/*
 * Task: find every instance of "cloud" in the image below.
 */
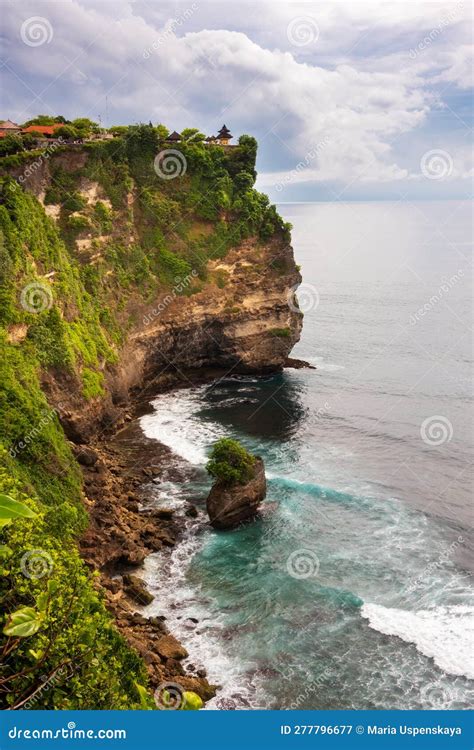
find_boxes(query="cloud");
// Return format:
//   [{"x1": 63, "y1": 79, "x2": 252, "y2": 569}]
[{"x1": 1, "y1": 0, "x2": 472, "y2": 199}]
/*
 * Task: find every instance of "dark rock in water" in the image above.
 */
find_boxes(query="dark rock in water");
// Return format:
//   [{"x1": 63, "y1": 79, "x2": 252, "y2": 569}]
[
  {"x1": 206, "y1": 457, "x2": 266, "y2": 530},
  {"x1": 185, "y1": 504, "x2": 199, "y2": 518},
  {"x1": 123, "y1": 574, "x2": 154, "y2": 605},
  {"x1": 285, "y1": 357, "x2": 316, "y2": 369},
  {"x1": 149, "y1": 507, "x2": 174, "y2": 520}
]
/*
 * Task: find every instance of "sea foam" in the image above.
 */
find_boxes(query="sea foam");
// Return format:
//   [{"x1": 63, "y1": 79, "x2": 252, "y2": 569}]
[{"x1": 361, "y1": 602, "x2": 474, "y2": 679}]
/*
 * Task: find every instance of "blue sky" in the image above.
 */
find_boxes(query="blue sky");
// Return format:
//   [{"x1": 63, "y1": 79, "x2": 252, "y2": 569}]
[{"x1": 1, "y1": 0, "x2": 472, "y2": 201}]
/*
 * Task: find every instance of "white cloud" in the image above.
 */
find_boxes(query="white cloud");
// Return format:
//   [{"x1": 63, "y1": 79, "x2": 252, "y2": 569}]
[{"x1": 2, "y1": 0, "x2": 472, "y2": 196}]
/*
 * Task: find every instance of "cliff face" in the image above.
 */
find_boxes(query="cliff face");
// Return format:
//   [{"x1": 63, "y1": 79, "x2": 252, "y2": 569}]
[
  {"x1": 0, "y1": 131, "x2": 302, "y2": 709},
  {"x1": 135, "y1": 240, "x2": 301, "y2": 375},
  {"x1": 2, "y1": 140, "x2": 302, "y2": 440}
]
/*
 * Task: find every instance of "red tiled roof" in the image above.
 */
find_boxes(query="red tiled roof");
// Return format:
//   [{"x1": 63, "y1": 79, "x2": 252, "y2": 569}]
[
  {"x1": 0, "y1": 120, "x2": 21, "y2": 130},
  {"x1": 22, "y1": 124, "x2": 63, "y2": 135}
]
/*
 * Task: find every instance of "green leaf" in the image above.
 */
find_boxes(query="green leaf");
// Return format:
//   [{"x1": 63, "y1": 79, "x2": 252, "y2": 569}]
[
  {"x1": 134, "y1": 682, "x2": 152, "y2": 710},
  {"x1": 0, "y1": 494, "x2": 36, "y2": 521},
  {"x1": 28, "y1": 648, "x2": 44, "y2": 660},
  {"x1": 182, "y1": 691, "x2": 203, "y2": 710},
  {"x1": 36, "y1": 591, "x2": 49, "y2": 612},
  {"x1": 3, "y1": 606, "x2": 44, "y2": 637}
]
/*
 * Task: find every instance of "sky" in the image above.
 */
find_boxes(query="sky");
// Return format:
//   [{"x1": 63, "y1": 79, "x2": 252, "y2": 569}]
[{"x1": 1, "y1": 0, "x2": 473, "y2": 201}]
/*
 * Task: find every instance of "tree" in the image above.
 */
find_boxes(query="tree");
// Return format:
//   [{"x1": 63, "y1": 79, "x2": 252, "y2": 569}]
[
  {"x1": 0, "y1": 135, "x2": 24, "y2": 156},
  {"x1": 224, "y1": 134, "x2": 258, "y2": 180},
  {"x1": 71, "y1": 118, "x2": 99, "y2": 137},
  {"x1": 109, "y1": 125, "x2": 129, "y2": 137},
  {"x1": 155, "y1": 123, "x2": 169, "y2": 141},
  {"x1": 233, "y1": 170, "x2": 255, "y2": 192},
  {"x1": 206, "y1": 438, "x2": 256, "y2": 485},
  {"x1": 55, "y1": 125, "x2": 78, "y2": 141},
  {"x1": 22, "y1": 115, "x2": 56, "y2": 127},
  {"x1": 181, "y1": 128, "x2": 205, "y2": 143}
]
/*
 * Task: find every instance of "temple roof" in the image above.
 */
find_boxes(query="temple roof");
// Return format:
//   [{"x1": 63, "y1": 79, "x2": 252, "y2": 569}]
[
  {"x1": 217, "y1": 124, "x2": 232, "y2": 138},
  {"x1": 167, "y1": 130, "x2": 181, "y2": 141},
  {"x1": 0, "y1": 120, "x2": 21, "y2": 130}
]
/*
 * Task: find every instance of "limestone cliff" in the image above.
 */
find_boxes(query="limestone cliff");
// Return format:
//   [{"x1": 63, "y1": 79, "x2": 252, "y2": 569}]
[{"x1": 0, "y1": 128, "x2": 302, "y2": 709}]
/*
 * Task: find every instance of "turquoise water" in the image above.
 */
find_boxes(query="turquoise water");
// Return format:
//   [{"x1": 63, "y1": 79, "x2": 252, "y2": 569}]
[{"x1": 140, "y1": 201, "x2": 473, "y2": 709}]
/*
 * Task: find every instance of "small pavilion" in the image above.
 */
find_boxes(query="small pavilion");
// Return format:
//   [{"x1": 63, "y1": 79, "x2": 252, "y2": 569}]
[{"x1": 216, "y1": 124, "x2": 232, "y2": 145}]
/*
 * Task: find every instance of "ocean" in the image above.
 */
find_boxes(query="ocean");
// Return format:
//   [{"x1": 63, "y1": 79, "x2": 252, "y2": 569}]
[{"x1": 139, "y1": 200, "x2": 473, "y2": 710}]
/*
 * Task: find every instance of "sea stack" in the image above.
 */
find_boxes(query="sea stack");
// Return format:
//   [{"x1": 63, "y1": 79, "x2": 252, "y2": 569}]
[{"x1": 205, "y1": 439, "x2": 266, "y2": 530}]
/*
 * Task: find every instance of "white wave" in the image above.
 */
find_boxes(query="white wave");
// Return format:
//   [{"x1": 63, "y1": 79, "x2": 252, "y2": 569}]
[
  {"x1": 142, "y1": 527, "x2": 263, "y2": 710},
  {"x1": 361, "y1": 602, "x2": 474, "y2": 679},
  {"x1": 140, "y1": 387, "x2": 223, "y2": 465},
  {"x1": 305, "y1": 355, "x2": 344, "y2": 372}
]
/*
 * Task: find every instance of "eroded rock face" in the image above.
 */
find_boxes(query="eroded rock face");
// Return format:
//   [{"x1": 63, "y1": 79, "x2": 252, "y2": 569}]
[
  {"x1": 137, "y1": 239, "x2": 303, "y2": 378},
  {"x1": 206, "y1": 457, "x2": 266, "y2": 530}
]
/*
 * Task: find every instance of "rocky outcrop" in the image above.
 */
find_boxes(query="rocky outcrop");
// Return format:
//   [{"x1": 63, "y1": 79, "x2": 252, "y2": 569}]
[
  {"x1": 136, "y1": 239, "x2": 302, "y2": 377},
  {"x1": 207, "y1": 457, "x2": 266, "y2": 529},
  {"x1": 123, "y1": 574, "x2": 154, "y2": 605}
]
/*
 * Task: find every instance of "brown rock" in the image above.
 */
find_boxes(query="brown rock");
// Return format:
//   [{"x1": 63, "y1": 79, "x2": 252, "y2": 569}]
[
  {"x1": 206, "y1": 457, "x2": 266, "y2": 530},
  {"x1": 123, "y1": 574, "x2": 154, "y2": 605},
  {"x1": 73, "y1": 445, "x2": 99, "y2": 466},
  {"x1": 156, "y1": 634, "x2": 188, "y2": 660}
]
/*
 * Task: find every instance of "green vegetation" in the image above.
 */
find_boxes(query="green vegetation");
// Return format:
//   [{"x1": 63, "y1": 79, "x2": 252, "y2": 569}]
[
  {"x1": 0, "y1": 121, "x2": 291, "y2": 709},
  {"x1": 206, "y1": 438, "x2": 256, "y2": 486},
  {"x1": 270, "y1": 327, "x2": 291, "y2": 338},
  {"x1": 0, "y1": 464, "x2": 147, "y2": 708}
]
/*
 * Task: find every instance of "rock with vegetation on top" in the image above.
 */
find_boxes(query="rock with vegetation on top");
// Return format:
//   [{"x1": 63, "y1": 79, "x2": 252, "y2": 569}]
[{"x1": 206, "y1": 438, "x2": 266, "y2": 529}]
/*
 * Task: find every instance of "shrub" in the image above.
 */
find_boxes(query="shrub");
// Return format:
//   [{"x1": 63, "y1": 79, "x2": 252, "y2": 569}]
[
  {"x1": 270, "y1": 327, "x2": 291, "y2": 338},
  {"x1": 206, "y1": 438, "x2": 256, "y2": 486}
]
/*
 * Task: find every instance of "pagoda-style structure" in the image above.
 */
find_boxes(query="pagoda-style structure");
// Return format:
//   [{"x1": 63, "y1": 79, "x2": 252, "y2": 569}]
[
  {"x1": 166, "y1": 130, "x2": 181, "y2": 143},
  {"x1": 216, "y1": 124, "x2": 232, "y2": 145}
]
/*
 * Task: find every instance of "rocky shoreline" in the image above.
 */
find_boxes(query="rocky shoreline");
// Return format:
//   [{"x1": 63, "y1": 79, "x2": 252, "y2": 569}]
[
  {"x1": 75, "y1": 360, "x2": 313, "y2": 706},
  {"x1": 77, "y1": 399, "x2": 217, "y2": 703}
]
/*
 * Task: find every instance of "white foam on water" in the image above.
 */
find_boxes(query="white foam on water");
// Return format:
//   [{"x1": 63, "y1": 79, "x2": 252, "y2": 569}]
[
  {"x1": 305, "y1": 355, "x2": 345, "y2": 372},
  {"x1": 361, "y1": 602, "x2": 474, "y2": 679},
  {"x1": 142, "y1": 524, "x2": 265, "y2": 710},
  {"x1": 140, "y1": 387, "x2": 223, "y2": 465}
]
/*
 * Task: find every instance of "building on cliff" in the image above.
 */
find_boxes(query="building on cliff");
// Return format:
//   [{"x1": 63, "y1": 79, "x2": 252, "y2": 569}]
[
  {"x1": 0, "y1": 120, "x2": 22, "y2": 136},
  {"x1": 216, "y1": 124, "x2": 232, "y2": 145}
]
